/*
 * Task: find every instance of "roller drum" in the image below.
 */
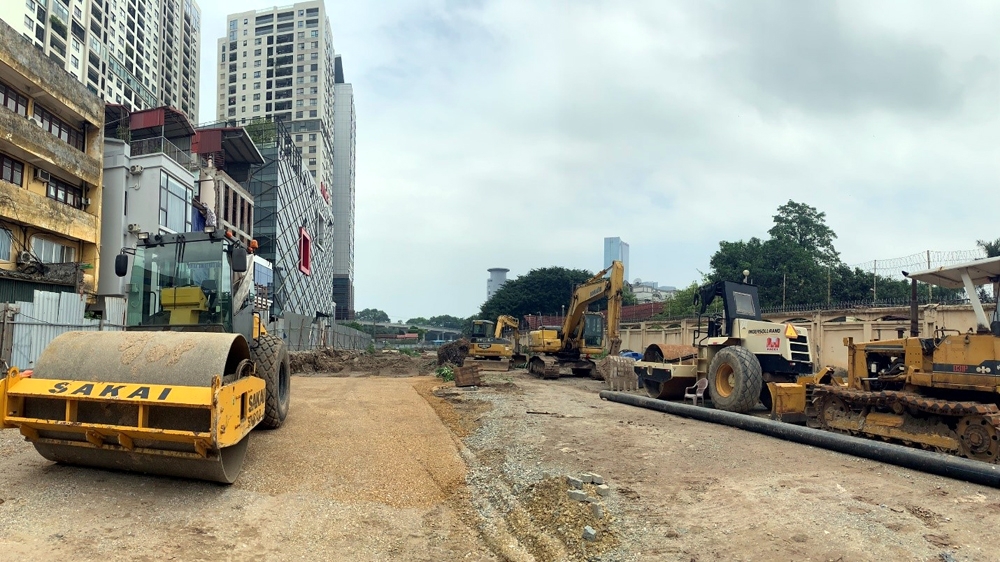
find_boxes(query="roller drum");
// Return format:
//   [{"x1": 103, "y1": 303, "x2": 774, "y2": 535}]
[
  {"x1": 24, "y1": 331, "x2": 254, "y2": 483},
  {"x1": 33, "y1": 331, "x2": 251, "y2": 387}
]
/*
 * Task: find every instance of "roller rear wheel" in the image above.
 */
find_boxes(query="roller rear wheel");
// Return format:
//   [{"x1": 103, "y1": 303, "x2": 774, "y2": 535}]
[{"x1": 252, "y1": 334, "x2": 291, "y2": 429}]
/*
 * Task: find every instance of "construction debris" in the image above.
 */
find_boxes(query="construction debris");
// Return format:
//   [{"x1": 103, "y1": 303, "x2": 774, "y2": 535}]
[
  {"x1": 289, "y1": 348, "x2": 438, "y2": 376},
  {"x1": 437, "y1": 338, "x2": 470, "y2": 366}
]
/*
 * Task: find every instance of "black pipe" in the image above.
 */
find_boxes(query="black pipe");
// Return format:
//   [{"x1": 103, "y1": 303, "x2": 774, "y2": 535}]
[
  {"x1": 910, "y1": 278, "x2": 919, "y2": 337},
  {"x1": 599, "y1": 391, "x2": 1000, "y2": 488}
]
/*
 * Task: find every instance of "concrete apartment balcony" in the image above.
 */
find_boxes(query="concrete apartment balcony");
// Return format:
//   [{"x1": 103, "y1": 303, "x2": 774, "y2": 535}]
[
  {"x1": 0, "y1": 108, "x2": 102, "y2": 187},
  {"x1": 0, "y1": 179, "x2": 99, "y2": 245}
]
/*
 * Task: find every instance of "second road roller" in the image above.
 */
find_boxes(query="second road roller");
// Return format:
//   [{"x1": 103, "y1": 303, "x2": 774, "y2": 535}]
[{"x1": 0, "y1": 230, "x2": 290, "y2": 483}]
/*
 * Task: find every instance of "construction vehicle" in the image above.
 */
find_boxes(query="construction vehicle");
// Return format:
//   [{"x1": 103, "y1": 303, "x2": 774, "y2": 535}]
[
  {"x1": 524, "y1": 261, "x2": 624, "y2": 379},
  {"x1": 465, "y1": 316, "x2": 516, "y2": 371},
  {"x1": 634, "y1": 274, "x2": 821, "y2": 417},
  {"x1": 0, "y1": 230, "x2": 289, "y2": 483},
  {"x1": 807, "y1": 256, "x2": 1000, "y2": 462}
]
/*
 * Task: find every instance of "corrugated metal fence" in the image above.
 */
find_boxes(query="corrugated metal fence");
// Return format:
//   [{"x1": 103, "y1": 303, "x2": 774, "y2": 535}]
[{"x1": 1, "y1": 291, "x2": 126, "y2": 369}]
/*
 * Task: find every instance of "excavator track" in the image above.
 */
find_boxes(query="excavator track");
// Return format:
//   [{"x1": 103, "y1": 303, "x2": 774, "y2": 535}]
[{"x1": 808, "y1": 386, "x2": 1000, "y2": 463}]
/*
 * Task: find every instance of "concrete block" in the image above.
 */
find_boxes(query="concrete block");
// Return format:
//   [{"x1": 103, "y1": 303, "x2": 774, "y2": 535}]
[
  {"x1": 595, "y1": 484, "x2": 611, "y2": 497},
  {"x1": 583, "y1": 526, "x2": 598, "y2": 541},
  {"x1": 568, "y1": 490, "x2": 588, "y2": 502},
  {"x1": 566, "y1": 476, "x2": 583, "y2": 489},
  {"x1": 591, "y1": 503, "x2": 604, "y2": 519},
  {"x1": 591, "y1": 473, "x2": 605, "y2": 485},
  {"x1": 580, "y1": 473, "x2": 594, "y2": 484}
]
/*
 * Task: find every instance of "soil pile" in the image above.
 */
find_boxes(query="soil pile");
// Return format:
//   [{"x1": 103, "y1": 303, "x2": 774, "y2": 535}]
[
  {"x1": 289, "y1": 348, "x2": 438, "y2": 376},
  {"x1": 437, "y1": 338, "x2": 470, "y2": 366}
]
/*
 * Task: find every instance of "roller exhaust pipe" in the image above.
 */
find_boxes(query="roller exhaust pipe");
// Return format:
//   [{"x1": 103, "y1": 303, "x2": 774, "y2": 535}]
[{"x1": 599, "y1": 391, "x2": 1000, "y2": 488}]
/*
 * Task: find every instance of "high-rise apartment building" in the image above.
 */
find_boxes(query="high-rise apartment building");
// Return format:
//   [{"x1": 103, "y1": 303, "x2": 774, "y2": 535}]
[
  {"x1": 603, "y1": 237, "x2": 629, "y2": 282},
  {"x1": 1, "y1": 0, "x2": 201, "y2": 122},
  {"x1": 331, "y1": 54, "x2": 354, "y2": 319},
  {"x1": 215, "y1": 1, "x2": 335, "y2": 203}
]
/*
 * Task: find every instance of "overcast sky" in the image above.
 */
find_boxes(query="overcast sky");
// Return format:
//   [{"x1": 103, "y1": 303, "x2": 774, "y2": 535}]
[{"x1": 198, "y1": 0, "x2": 1000, "y2": 322}]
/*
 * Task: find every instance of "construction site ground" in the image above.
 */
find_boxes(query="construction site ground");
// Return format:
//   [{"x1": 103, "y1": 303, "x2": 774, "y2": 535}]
[{"x1": 1, "y1": 353, "x2": 999, "y2": 561}]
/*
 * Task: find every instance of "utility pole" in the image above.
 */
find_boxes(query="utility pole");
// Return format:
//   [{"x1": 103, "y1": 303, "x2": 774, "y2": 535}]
[
  {"x1": 827, "y1": 267, "x2": 831, "y2": 306},
  {"x1": 872, "y1": 260, "x2": 877, "y2": 302},
  {"x1": 927, "y1": 250, "x2": 932, "y2": 301}
]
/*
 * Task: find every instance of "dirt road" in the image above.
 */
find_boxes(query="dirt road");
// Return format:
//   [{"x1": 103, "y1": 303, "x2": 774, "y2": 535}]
[
  {"x1": 453, "y1": 371, "x2": 1000, "y2": 562},
  {"x1": 3, "y1": 369, "x2": 1000, "y2": 561},
  {"x1": 0, "y1": 377, "x2": 491, "y2": 561}
]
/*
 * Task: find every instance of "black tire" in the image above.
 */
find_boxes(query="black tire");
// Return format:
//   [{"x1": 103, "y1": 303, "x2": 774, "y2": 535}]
[
  {"x1": 707, "y1": 346, "x2": 762, "y2": 414},
  {"x1": 251, "y1": 334, "x2": 290, "y2": 429}
]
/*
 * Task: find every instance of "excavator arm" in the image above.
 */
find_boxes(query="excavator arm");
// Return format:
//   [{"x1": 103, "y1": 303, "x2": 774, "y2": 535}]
[
  {"x1": 494, "y1": 315, "x2": 520, "y2": 339},
  {"x1": 560, "y1": 261, "x2": 625, "y2": 353}
]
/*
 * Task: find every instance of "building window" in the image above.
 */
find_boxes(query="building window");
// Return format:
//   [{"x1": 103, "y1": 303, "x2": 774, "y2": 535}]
[
  {"x1": 0, "y1": 153, "x2": 24, "y2": 186},
  {"x1": 308, "y1": 158, "x2": 316, "y2": 166},
  {"x1": 31, "y1": 236, "x2": 76, "y2": 263},
  {"x1": 0, "y1": 81, "x2": 29, "y2": 117},
  {"x1": 253, "y1": 71, "x2": 261, "y2": 78},
  {"x1": 254, "y1": 82, "x2": 261, "y2": 89},
  {"x1": 159, "y1": 171, "x2": 191, "y2": 233},
  {"x1": 298, "y1": 227, "x2": 311, "y2": 275},
  {"x1": 252, "y1": 104, "x2": 260, "y2": 111},
  {"x1": 295, "y1": 111, "x2": 302, "y2": 118},
  {"x1": 0, "y1": 229, "x2": 10, "y2": 261},
  {"x1": 46, "y1": 176, "x2": 84, "y2": 208},
  {"x1": 309, "y1": 133, "x2": 316, "y2": 141},
  {"x1": 309, "y1": 110, "x2": 317, "y2": 117},
  {"x1": 253, "y1": 93, "x2": 260, "y2": 100},
  {"x1": 34, "y1": 105, "x2": 85, "y2": 151},
  {"x1": 295, "y1": 134, "x2": 302, "y2": 141}
]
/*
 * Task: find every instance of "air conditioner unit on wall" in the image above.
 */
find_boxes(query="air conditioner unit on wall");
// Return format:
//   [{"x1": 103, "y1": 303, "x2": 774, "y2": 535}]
[
  {"x1": 34, "y1": 168, "x2": 50, "y2": 182},
  {"x1": 129, "y1": 165, "x2": 144, "y2": 175},
  {"x1": 127, "y1": 223, "x2": 141, "y2": 233}
]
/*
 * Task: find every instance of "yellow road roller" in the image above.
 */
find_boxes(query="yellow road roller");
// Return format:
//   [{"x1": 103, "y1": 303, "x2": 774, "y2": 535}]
[{"x1": 0, "y1": 231, "x2": 290, "y2": 483}]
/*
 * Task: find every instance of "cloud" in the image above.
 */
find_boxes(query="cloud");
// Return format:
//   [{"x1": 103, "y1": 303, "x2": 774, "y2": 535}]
[{"x1": 199, "y1": 0, "x2": 1000, "y2": 321}]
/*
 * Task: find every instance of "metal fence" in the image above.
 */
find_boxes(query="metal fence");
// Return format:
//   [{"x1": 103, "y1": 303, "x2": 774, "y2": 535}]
[
  {"x1": 3, "y1": 291, "x2": 126, "y2": 369},
  {"x1": 278, "y1": 313, "x2": 372, "y2": 351}
]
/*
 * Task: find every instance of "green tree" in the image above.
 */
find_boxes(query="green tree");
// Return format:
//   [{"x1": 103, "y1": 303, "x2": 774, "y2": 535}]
[
  {"x1": 768, "y1": 200, "x2": 840, "y2": 267},
  {"x1": 978, "y1": 238, "x2": 1000, "y2": 258},
  {"x1": 405, "y1": 317, "x2": 429, "y2": 325},
  {"x1": 479, "y1": 266, "x2": 594, "y2": 321},
  {"x1": 356, "y1": 308, "x2": 390, "y2": 322},
  {"x1": 653, "y1": 283, "x2": 703, "y2": 318},
  {"x1": 622, "y1": 285, "x2": 639, "y2": 306}
]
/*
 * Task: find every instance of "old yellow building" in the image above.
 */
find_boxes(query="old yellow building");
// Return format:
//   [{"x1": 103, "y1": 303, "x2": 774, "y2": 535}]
[{"x1": 0, "y1": 19, "x2": 104, "y2": 299}]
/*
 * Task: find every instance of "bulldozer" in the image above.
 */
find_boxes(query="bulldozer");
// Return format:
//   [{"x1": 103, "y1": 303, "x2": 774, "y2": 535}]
[
  {"x1": 634, "y1": 274, "x2": 823, "y2": 417},
  {"x1": 524, "y1": 261, "x2": 625, "y2": 379},
  {"x1": 807, "y1": 256, "x2": 1000, "y2": 462},
  {"x1": 464, "y1": 315, "x2": 519, "y2": 371},
  {"x1": 0, "y1": 230, "x2": 290, "y2": 483}
]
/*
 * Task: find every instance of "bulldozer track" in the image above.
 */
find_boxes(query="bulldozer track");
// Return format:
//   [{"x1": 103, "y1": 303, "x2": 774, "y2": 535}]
[{"x1": 808, "y1": 385, "x2": 1000, "y2": 463}]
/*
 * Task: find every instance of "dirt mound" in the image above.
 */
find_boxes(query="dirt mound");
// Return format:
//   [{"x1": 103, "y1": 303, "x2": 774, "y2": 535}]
[
  {"x1": 437, "y1": 338, "x2": 470, "y2": 366},
  {"x1": 290, "y1": 348, "x2": 438, "y2": 376}
]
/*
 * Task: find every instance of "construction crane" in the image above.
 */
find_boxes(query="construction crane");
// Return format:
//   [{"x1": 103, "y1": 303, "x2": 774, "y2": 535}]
[
  {"x1": 0, "y1": 230, "x2": 290, "y2": 483},
  {"x1": 524, "y1": 261, "x2": 624, "y2": 379}
]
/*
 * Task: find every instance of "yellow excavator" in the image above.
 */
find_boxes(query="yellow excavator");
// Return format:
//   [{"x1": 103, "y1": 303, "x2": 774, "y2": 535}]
[
  {"x1": 525, "y1": 261, "x2": 624, "y2": 379},
  {"x1": 0, "y1": 230, "x2": 289, "y2": 483},
  {"x1": 465, "y1": 316, "x2": 517, "y2": 371},
  {"x1": 808, "y1": 256, "x2": 1000, "y2": 462}
]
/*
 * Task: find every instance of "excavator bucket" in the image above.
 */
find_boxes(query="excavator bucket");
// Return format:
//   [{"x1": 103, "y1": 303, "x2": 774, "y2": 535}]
[{"x1": 0, "y1": 331, "x2": 265, "y2": 483}]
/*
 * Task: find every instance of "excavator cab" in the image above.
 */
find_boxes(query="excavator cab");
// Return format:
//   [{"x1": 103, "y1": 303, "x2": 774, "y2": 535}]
[{"x1": 469, "y1": 320, "x2": 496, "y2": 343}]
